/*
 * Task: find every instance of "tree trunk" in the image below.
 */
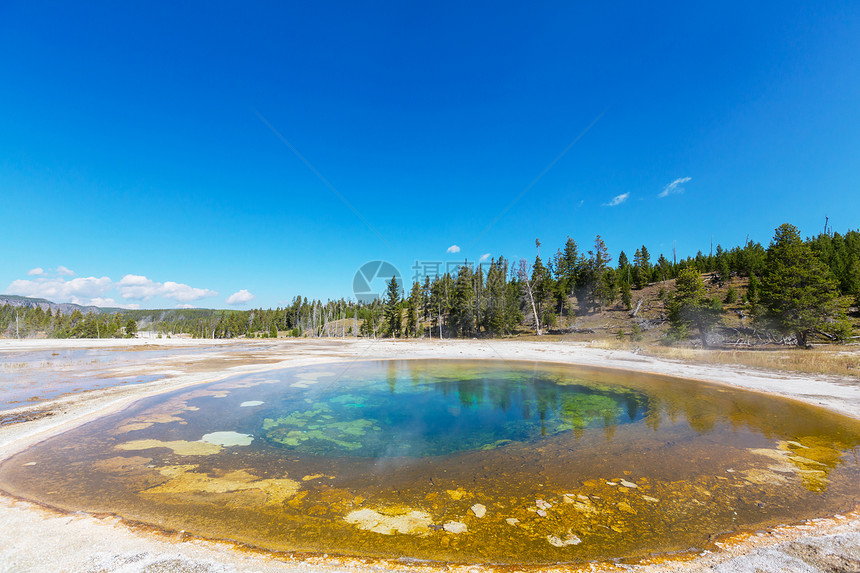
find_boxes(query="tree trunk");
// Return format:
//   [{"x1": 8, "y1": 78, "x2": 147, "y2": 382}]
[
  {"x1": 697, "y1": 320, "x2": 709, "y2": 349},
  {"x1": 522, "y1": 277, "x2": 541, "y2": 335},
  {"x1": 518, "y1": 260, "x2": 541, "y2": 335}
]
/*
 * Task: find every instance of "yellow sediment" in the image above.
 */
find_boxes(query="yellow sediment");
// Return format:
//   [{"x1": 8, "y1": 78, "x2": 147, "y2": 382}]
[
  {"x1": 116, "y1": 439, "x2": 222, "y2": 456},
  {"x1": 446, "y1": 488, "x2": 469, "y2": 500},
  {"x1": 748, "y1": 438, "x2": 844, "y2": 491},
  {"x1": 139, "y1": 414, "x2": 186, "y2": 424},
  {"x1": 144, "y1": 466, "x2": 300, "y2": 505},
  {"x1": 344, "y1": 507, "x2": 433, "y2": 536},
  {"x1": 112, "y1": 395, "x2": 204, "y2": 434},
  {"x1": 92, "y1": 456, "x2": 152, "y2": 473},
  {"x1": 114, "y1": 422, "x2": 154, "y2": 433},
  {"x1": 740, "y1": 468, "x2": 788, "y2": 486},
  {"x1": 443, "y1": 521, "x2": 468, "y2": 534}
]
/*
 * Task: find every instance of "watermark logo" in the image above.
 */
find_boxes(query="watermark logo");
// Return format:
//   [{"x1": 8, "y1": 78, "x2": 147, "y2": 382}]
[
  {"x1": 353, "y1": 261, "x2": 402, "y2": 304},
  {"x1": 411, "y1": 260, "x2": 492, "y2": 283}
]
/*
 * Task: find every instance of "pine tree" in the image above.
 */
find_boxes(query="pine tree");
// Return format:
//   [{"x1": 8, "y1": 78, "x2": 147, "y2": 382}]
[
  {"x1": 714, "y1": 244, "x2": 730, "y2": 282},
  {"x1": 758, "y1": 223, "x2": 849, "y2": 347},
  {"x1": 587, "y1": 235, "x2": 613, "y2": 311},
  {"x1": 747, "y1": 274, "x2": 759, "y2": 307},
  {"x1": 422, "y1": 275, "x2": 432, "y2": 323},
  {"x1": 656, "y1": 254, "x2": 670, "y2": 283},
  {"x1": 484, "y1": 258, "x2": 507, "y2": 335},
  {"x1": 724, "y1": 286, "x2": 737, "y2": 304},
  {"x1": 556, "y1": 237, "x2": 580, "y2": 316},
  {"x1": 666, "y1": 267, "x2": 721, "y2": 347},
  {"x1": 531, "y1": 255, "x2": 555, "y2": 331},
  {"x1": 451, "y1": 265, "x2": 476, "y2": 337},
  {"x1": 843, "y1": 257, "x2": 860, "y2": 307},
  {"x1": 620, "y1": 277, "x2": 632, "y2": 310},
  {"x1": 633, "y1": 246, "x2": 650, "y2": 289},
  {"x1": 429, "y1": 275, "x2": 448, "y2": 338},
  {"x1": 383, "y1": 277, "x2": 402, "y2": 337},
  {"x1": 602, "y1": 267, "x2": 618, "y2": 306},
  {"x1": 617, "y1": 250, "x2": 630, "y2": 272},
  {"x1": 639, "y1": 245, "x2": 651, "y2": 274},
  {"x1": 406, "y1": 281, "x2": 421, "y2": 337}
]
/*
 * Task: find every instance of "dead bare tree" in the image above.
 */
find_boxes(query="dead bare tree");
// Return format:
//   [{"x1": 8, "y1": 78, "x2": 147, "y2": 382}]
[
  {"x1": 630, "y1": 298, "x2": 643, "y2": 318},
  {"x1": 518, "y1": 258, "x2": 542, "y2": 335}
]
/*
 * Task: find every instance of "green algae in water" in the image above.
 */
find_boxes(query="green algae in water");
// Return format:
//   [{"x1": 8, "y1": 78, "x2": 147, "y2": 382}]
[
  {"x1": 260, "y1": 370, "x2": 641, "y2": 457},
  {"x1": 1, "y1": 359, "x2": 860, "y2": 565}
]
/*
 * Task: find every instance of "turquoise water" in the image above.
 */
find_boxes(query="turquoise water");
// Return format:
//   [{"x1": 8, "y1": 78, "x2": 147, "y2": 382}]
[{"x1": 260, "y1": 367, "x2": 646, "y2": 457}]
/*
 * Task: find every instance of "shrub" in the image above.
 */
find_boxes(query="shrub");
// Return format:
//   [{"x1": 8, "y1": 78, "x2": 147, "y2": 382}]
[{"x1": 724, "y1": 286, "x2": 737, "y2": 304}]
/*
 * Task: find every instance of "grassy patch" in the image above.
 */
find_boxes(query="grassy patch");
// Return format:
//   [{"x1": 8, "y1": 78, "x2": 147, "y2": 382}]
[{"x1": 590, "y1": 339, "x2": 860, "y2": 378}]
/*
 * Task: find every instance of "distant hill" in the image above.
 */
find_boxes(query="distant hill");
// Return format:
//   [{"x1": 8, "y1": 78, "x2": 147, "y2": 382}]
[
  {"x1": 123, "y1": 307, "x2": 230, "y2": 326},
  {"x1": 0, "y1": 294, "x2": 229, "y2": 323},
  {"x1": 0, "y1": 294, "x2": 124, "y2": 315}
]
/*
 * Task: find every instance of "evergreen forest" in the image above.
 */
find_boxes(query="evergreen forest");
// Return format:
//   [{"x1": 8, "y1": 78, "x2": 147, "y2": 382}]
[{"x1": 3, "y1": 224, "x2": 858, "y2": 348}]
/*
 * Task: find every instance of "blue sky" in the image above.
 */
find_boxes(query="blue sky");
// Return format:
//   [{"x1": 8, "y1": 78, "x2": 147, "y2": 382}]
[{"x1": 2, "y1": 2, "x2": 859, "y2": 309}]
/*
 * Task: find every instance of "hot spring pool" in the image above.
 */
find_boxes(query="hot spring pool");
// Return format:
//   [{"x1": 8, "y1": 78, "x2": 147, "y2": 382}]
[{"x1": 1, "y1": 360, "x2": 859, "y2": 564}]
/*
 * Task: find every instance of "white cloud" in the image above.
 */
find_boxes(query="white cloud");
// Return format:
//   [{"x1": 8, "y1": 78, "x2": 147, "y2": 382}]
[
  {"x1": 56, "y1": 265, "x2": 76, "y2": 276},
  {"x1": 604, "y1": 192, "x2": 630, "y2": 207},
  {"x1": 88, "y1": 297, "x2": 139, "y2": 309},
  {"x1": 479, "y1": 253, "x2": 491, "y2": 262},
  {"x1": 27, "y1": 267, "x2": 44, "y2": 276},
  {"x1": 226, "y1": 289, "x2": 255, "y2": 305},
  {"x1": 117, "y1": 274, "x2": 217, "y2": 302},
  {"x1": 176, "y1": 303, "x2": 196, "y2": 309},
  {"x1": 658, "y1": 177, "x2": 691, "y2": 198},
  {"x1": 447, "y1": 245, "x2": 461, "y2": 253},
  {"x1": 6, "y1": 276, "x2": 112, "y2": 304},
  {"x1": 7, "y1": 270, "x2": 217, "y2": 308},
  {"x1": 161, "y1": 282, "x2": 217, "y2": 302}
]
